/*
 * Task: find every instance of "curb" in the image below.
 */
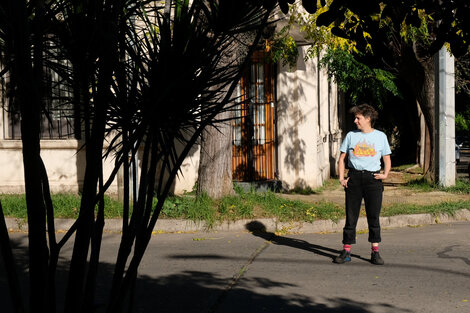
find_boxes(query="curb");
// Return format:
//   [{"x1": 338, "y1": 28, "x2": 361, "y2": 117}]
[{"x1": 5, "y1": 209, "x2": 470, "y2": 234}]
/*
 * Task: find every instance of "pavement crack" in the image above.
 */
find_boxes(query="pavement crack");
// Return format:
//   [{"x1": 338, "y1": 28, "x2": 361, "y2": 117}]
[{"x1": 207, "y1": 241, "x2": 270, "y2": 313}]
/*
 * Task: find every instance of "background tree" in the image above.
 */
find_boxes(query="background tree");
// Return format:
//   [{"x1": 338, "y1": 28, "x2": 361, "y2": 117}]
[
  {"x1": 271, "y1": 2, "x2": 418, "y2": 163},
  {"x1": 198, "y1": 111, "x2": 236, "y2": 199},
  {"x1": 455, "y1": 53, "x2": 470, "y2": 136},
  {"x1": 273, "y1": 0, "x2": 470, "y2": 178},
  {"x1": 312, "y1": 0, "x2": 470, "y2": 180}
]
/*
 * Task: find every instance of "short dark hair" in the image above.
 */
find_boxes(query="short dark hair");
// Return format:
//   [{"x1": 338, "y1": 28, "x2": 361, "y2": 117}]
[{"x1": 349, "y1": 103, "x2": 379, "y2": 127}]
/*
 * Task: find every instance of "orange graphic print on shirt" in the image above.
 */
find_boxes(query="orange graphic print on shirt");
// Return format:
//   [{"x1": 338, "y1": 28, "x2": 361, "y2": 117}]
[{"x1": 353, "y1": 139, "x2": 377, "y2": 157}]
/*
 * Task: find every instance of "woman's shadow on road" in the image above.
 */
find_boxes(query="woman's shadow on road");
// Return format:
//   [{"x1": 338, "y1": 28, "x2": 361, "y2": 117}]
[{"x1": 245, "y1": 220, "x2": 369, "y2": 263}]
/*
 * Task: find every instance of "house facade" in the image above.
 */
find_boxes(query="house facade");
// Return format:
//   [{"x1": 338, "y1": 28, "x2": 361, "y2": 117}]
[
  {"x1": 0, "y1": 45, "x2": 344, "y2": 196},
  {"x1": 172, "y1": 45, "x2": 344, "y2": 193}
]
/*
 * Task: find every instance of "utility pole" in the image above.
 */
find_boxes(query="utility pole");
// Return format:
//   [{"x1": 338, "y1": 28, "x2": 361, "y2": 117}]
[{"x1": 435, "y1": 47, "x2": 456, "y2": 186}]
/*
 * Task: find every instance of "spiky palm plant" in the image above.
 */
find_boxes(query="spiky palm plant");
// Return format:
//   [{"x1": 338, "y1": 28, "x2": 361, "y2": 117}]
[
  {"x1": 0, "y1": 1, "x2": 276, "y2": 312},
  {"x1": 104, "y1": 1, "x2": 274, "y2": 311}
]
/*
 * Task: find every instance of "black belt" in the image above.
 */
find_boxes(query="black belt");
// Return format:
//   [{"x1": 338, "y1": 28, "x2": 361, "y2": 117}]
[{"x1": 348, "y1": 168, "x2": 380, "y2": 174}]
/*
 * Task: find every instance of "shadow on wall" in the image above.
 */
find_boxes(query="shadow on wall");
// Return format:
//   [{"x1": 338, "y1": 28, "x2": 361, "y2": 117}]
[
  {"x1": 286, "y1": 178, "x2": 309, "y2": 191},
  {"x1": 154, "y1": 134, "x2": 200, "y2": 196},
  {"x1": 0, "y1": 235, "x2": 411, "y2": 313},
  {"x1": 329, "y1": 140, "x2": 338, "y2": 177},
  {"x1": 277, "y1": 80, "x2": 306, "y2": 177}
]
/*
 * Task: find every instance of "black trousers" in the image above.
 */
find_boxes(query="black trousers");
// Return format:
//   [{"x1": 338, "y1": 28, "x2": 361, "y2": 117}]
[{"x1": 343, "y1": 169, "x2": 383, "y2": 244}]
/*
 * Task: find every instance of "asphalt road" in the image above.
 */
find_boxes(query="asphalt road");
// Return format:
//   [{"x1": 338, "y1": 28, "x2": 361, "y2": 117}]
[{"x1": 2, "y1": 222, "x2": 470, "y2": 313}]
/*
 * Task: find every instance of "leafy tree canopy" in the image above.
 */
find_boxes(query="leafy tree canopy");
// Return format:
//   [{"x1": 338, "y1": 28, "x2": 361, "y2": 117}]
[
  {"x1": 320, "y1": 48, "x2": 400, "y2": 106},
  {"x1": 313, "y1": 0, "x2": 470, "y2": 63},
  {"x1": 272, "y1": 0, "x2": 470, "y2": 68},
  {"x1": 456, "y1": 53, "x2": 470, "y2": 133},
  {"x1": 269, "y1": 1, "x2": 401, "y2": 106}
]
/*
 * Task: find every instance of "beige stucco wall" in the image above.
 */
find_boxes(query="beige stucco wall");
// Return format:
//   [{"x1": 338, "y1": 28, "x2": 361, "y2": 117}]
[
  {"x1": 0, "y1": 139, "x2": 120, "y2": 195},
  {"x1": 276, "y1": 46, "x2": 341, "y2": 190},
  {"x1": 172, "y1": 146, "x2": 200, "y2": 194},
  {"x1": 0, "y1": 137, "x2": 199, "y2": 196}
]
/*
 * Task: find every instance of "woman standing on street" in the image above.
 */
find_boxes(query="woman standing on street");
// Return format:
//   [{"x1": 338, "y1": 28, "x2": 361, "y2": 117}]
[{"x1": 334, "y1": 104, "x2": 391, "y2": 265}]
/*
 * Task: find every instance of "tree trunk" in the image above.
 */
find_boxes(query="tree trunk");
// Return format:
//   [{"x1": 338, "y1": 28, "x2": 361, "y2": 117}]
[
  {"x1": 399, "y1": 45, "x2": 437, "y2": 181},
  {"x1": 13, "y1": 1, "x2": 50, "y2": 311},
  {"x1": 197, "y1": 109, "x2": 234, "y2": 199},
  {"x1": 423, "y1": 120, "x2": 431, "y2": 174}
]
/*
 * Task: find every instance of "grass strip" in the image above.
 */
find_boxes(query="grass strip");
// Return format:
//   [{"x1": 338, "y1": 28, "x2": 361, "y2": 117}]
[
  {"x1": 403, "y1": 178, "x2": 470, "y2": 194},
  {"x1": 0, "y1": 193, "x2": 123, "y2": 219},
  {"x1": 382, "y1": 200, "x2": 470, "y2": 217},
  {"x1": 1, "y1": 186, "x2": 470, "y2": 228}
]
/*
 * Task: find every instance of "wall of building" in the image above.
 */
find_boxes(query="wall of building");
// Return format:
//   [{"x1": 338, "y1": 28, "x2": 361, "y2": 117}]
[
  {"x1": 276, "y1": 46, "x2": 342, "y2": 190},
  {"x1": 0, "y1": 46, "x2": 341, "y2": 196},
  {"x1": 170, "y1": 146, "x2": 200, "y2": 195},
  {"x1": 0, "y1": 143, "x2": 199, "y2": 198},
  {"x1": 0, "y1": 139, "x2": 121, "y2": 195}
]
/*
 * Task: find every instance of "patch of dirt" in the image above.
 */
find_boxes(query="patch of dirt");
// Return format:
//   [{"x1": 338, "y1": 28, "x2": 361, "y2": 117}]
[{"x1": 384, "y1": 171, "x2": 422, "y2": 185}]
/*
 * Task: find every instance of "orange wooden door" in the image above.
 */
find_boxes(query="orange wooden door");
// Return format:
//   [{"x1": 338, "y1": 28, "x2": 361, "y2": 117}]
[{"x1": 232, "y1": 52, "x2": 275, "y2": 181}]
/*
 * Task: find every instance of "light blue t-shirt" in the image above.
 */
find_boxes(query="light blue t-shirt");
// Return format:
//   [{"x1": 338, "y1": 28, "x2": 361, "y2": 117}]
[{"x1": 340, "y1": 129, "x2": 391, "y2": 171}]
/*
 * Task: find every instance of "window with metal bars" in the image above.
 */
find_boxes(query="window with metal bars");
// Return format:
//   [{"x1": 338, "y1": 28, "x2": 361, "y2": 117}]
[{"x1": 1, "y1": 42, "x2": 76, "y2": 140}]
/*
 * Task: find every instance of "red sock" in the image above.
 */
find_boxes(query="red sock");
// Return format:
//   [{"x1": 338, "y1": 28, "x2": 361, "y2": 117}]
[
  {"x1": 344, "y1": 244, "x2": 351, "y2": 252},
  {"x1": 372, "y1": 246, "x2": 379, "y2": 252}
]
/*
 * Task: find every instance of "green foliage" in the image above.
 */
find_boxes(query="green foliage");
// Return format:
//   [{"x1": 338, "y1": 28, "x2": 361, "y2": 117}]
[
  {"x1": 317, "y1": 178, "x2": 343, "y2": 191},
  {"x1": 218, "y1": 195, "x2": 254, "y2": 220},
  {"x1": 314, "y1": 0, "x2": 470, "y2": 58},
  {"x1": 0, "y1": 194, "x2": 27, "y2": 218},
  {"x1": 269, "y1": 2, "x2": 401, "y2": 107},
  {"x1": 161, "y1": 194, "x2": 215, "y2": 222},
  {"x1": 443, "y1": 180, "x2": 470, "y2": 194},
  {"x1": 456, "y1": 54, "x2": 470, "y2": 96},
  {"x1": 289, "y1": 186, "x2": 317, "y2": 195},
  {"x1": 268, "y1": 26, "x2": 299, "y2": 68},
  {"x1": 182, "y1": 193, "x2": 217, "y2": 228},
  {"x1": 403, "y1": 14, "x2": 430, "y2": 45},
  {"x1": 288, "y1": 178, "x2": 339, "y2": 194},
  {"x1": 269, "y1": 1, "x2": 359, "y2": 66},
  {"x1": 234, "y1": 190, "x2": 344, "y2": 223},
  {"x1": 3, "y1": 185, "x2": 470, "y2": 228},
  {"x1": 139, "y1": 190, "x2": 346, "y2": 225},
  {"x1": 160, "y1": 194, "x2": 218, "y2": 221},
  {"x1": 455, "y1": 113, "x2": 470, "y2": 132},
  {"x1": 319, "y1": 48, "x2": 400, "y2": 106},
  {"x1": 404, "y1": 178, "x2": 437, "y2": 192},
  {"x1": 455, "y1": 54, "x2": 470, "y2": 133},
  {"x1": 404, "y1": 178, "x2": 470, "y2": 194},
  {"x1": 265, "y1": 199, "x2": 344, "y2": 223},
  {"x1": 288, "y1": 1, "x2": 356, "y2": 53}
]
